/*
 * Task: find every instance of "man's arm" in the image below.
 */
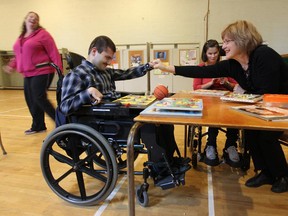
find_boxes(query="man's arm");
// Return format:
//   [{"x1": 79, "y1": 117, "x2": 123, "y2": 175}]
[
  {"x1": 60, "y1": 71, "x2": 102, "y2": 115},
  {"x1": 111, "y1": 63, "x2": 153, "y2": 81}
]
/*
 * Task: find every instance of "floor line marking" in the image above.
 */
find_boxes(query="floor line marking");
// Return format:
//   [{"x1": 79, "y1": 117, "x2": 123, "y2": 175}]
[
  {"x1": 207, "y1": 165, "x2": 215, "y2": 216},
  {"x1": 94, "y1": 154, "x2": 143, "y2": 216}
]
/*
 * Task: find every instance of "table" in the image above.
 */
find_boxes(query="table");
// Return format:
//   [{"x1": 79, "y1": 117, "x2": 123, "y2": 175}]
[{"x1": 126, "y1": 93, "x2": 288, "y2": 215}]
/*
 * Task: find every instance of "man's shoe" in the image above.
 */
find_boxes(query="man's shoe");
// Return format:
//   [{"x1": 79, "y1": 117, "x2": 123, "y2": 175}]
[
  {"x1": 245, "y1": 171, "x2": 274, "y2": 188},
  {"x1": 271, "y1": 177, "x2": 288, "y2": 193},
  {"x1": 25, "y1": 129, "x2": 46, "y2": 135},
  {"x1": 172, "y1": 164, "x2": 191, "y2": 175},
  {"x1": 173, "y1": 156, "x2": 191, "y2": 165},
  {"x1": 225, "y1": 146, "x2": 240, "y2": 163}
]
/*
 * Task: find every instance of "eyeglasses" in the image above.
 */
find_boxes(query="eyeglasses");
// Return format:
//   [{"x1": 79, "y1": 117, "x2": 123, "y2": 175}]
[{"x1": 222, "y1": 39, "x2": 234, "y2": 45}]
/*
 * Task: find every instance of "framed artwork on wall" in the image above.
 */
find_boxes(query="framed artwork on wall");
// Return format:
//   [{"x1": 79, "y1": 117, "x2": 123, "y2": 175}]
[
  {"x1": 154, "y1": 50, "x2": 169, "y2": 62},
  {"x1": 179, "y1": 49, "x2": 197, "y2": 66},
  {"x1": 128, "y1": 50, "x2": 144, "y2": 67},
  {"x1": 111, "y1": 50, "x2": 121, "y2": 69}
]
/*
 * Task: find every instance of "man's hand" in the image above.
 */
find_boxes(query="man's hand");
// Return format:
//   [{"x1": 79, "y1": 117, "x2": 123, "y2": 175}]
[{"x1": 88, "y1": 87, "x2": 103, "y2": 105}]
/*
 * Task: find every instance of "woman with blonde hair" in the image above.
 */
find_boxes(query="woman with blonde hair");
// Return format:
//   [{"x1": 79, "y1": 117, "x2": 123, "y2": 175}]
[{"x1": 153, "y1": 20, "x2": 288, "y2": 193}]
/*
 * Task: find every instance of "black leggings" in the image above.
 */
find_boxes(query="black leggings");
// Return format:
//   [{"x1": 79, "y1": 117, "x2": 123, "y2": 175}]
[
  {"x1": 244, "y1": 129, "x2": 288, "y2": 178},
  {"x1": 24, "y1": 73, "x2": 55, "y2": 130}
]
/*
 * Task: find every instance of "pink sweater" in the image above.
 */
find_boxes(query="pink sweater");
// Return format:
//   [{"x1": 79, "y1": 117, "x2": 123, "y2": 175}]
[
  {"x1": 9, "y1": 28, "x2": 63, "y2": 77},
  {"x1": 193, "y1": 63, "x2": 237, "y2": 90}
]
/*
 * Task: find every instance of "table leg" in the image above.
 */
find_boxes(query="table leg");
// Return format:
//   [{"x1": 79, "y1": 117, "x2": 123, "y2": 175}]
[{"x1": 127, "y1": 122, "x2": 143, "y2": 216}]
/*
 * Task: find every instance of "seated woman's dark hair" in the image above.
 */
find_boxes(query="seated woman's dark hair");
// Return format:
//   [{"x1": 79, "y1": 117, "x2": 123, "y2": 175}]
[{"x1": 201, "y1": 39, "x2": 220, "y2": 62}]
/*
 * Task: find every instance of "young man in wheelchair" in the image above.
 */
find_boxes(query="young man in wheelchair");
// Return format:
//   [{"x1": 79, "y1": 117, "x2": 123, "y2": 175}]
[{"x1": 59, "y1": 35, "x2": 191, "y2": 178}]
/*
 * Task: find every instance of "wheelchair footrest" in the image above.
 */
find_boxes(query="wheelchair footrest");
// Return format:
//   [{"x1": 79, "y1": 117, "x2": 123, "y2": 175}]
[{"x1": 155, "y1": 173, "x2": 185, "y2": 190}]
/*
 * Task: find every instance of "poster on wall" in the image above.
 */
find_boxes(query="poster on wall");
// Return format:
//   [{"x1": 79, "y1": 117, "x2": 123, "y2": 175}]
[
  {"x1": 154, "y1": 50, "x2": 169, "y2": 62},
  {"x1": 111, "y1": 50, "x2": 121, "y2": 69},
  {"x1": 128, "y1": 50, "x2": 144, "y2": 67},
  {"x1": 153, "y1": 50, "x2": 170, "y2": 75},
  {"x1": 179, "y1": 49, "x2": 197, "y2": 66}
]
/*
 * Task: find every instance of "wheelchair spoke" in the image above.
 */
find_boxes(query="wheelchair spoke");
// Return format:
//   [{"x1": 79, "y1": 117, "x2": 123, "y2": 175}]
[
  {"x1": 49, "y1": 149, "x2": 74, "y2": 165},
  {"x1": 75, "y1": 170, "x2": 87, "y2": 199},
  {"x1": 51, "y1": 167, "x2": 74, "y2": 185}
]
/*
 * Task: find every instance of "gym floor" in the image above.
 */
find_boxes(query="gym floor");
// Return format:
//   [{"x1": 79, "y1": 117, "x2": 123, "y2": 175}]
[{"x1": 0, "y1": 89, "x2": 287, "y2": 216}]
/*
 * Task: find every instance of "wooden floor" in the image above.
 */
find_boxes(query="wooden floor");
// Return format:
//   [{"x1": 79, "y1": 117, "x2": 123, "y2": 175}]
[{"x1": 0, "y1": 89, "x2": 287, "y2": 216}]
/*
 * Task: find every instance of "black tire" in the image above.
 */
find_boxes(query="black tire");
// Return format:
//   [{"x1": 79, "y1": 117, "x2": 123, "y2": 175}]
[
  {"x1": 192, "y1": 153, "x2": 198, "y2": 169},
  {"x1": 136, "y1": 185, "x2": 149, "y2": 207},
  {"x1": 40, "y1": 123, "x2": 118, "y2": 206}
]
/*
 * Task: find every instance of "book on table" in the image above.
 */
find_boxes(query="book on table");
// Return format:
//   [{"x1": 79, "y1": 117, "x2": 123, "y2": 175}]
[
  {"x1": 220, "y1": 93, "x2": 263, "y2": 103},
  {"x1": 113, "y1": 94, "x2": 156, "y2": 108},
  {"x1": 190, "y1": 89, "x2": 230, "y2": 96},
  {"x1": 140, "y1": 97, "x2": 203, "y2": 117},
  {"x1": 231, "y1": 104, "x2": 288, "y2": 121}
]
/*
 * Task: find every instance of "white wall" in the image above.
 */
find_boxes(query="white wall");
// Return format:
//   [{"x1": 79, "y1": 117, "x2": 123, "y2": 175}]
[
  {"x1": 1, "y1": 0, "x2": 287, "y2": 54},
  {"x1": 1, "y1": 0, "x2": 288, "y2": 92}
]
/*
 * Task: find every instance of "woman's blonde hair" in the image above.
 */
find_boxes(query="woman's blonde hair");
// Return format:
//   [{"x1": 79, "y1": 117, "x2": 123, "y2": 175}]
[{"x1": 221, "y1": 20, "x2": 263, "y2": 55}]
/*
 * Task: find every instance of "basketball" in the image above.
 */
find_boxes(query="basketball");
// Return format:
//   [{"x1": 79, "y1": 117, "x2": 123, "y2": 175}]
[{"x1": 153, "y1": 85, "x2": 169, "y2": 100}]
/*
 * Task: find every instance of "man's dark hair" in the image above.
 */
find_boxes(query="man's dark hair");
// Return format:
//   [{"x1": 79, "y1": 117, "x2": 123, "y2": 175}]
[{"x1": 88, "y1": 35, "x2": 116, "y2": 54}]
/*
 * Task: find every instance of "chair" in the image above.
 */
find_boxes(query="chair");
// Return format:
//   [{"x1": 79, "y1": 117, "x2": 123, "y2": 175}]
[
  {"x1": 0, "y1": 131, "x2": 7, "y2": 155},
  {"x1": 64, "y1": 51, "x2": 85, "y2": 70},
  {"x1": 38, "y1": 58, "x2": 188, "y2": 208},
  {"x1": 185, "y1": 125, "x2": 250, "y2": 170}
]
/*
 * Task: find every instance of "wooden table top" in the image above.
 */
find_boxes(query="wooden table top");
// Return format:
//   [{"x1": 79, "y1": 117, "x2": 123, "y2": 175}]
[{"x1": 134, "y1": 92, "x2": 288, "y2": 131}]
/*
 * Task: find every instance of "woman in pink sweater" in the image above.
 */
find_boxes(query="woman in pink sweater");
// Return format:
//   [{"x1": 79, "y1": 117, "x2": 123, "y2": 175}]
[
  {"x1": 3, "y1": 11, "x2": 62, "y2": 135},
  {"x1": 193, "y1": 39, "x2": 241, "y2": 167}
]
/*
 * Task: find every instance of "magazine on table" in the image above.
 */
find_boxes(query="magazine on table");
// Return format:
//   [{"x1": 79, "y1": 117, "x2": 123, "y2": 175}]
[
  {"x1": 221, "y1": 93, "x2": 263, "y2": 103},
  {"x1": 140, "y1": 97, "x2": 203, "y2": 117},
  {"x1": 190, "y1": 89, "x2": 230, "y2": 96},
  {"x1": 231, "y1": 104, "x2": 288, "y2": 121}
]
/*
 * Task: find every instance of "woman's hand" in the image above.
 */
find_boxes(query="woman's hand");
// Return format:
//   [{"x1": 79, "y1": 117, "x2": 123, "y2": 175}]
[
  {"x1": 233, "y1": 84, "x2": 246, "y2": 94},
  {"x1": 2, "y1": 65, "x2": 14, "y2": 74},
  {"x1": 151, "y1": 59, "x2": 175, "y2": 74}
]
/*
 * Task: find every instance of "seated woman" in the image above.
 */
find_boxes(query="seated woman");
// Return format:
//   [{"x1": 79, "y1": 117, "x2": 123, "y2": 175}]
[{"x1": 193, "y1": 39, "x2": 241, "y2": 167}]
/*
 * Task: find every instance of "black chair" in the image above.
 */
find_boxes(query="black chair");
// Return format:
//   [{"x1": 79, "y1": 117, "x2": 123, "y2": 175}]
[
  {"x1": 185, "y1": 125, "x2": 250, "y2": 171},
  {"x1": 64, "y1": 51, "x2": 85, "y2": 70}
]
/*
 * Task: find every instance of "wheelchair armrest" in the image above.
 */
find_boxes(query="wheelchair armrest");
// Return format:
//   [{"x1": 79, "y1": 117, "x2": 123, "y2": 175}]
[{"x1": 117, "y1": 91, "x2": 146, "y2": 97}]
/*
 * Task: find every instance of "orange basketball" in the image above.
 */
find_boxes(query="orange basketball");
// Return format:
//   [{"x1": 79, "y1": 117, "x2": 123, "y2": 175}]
[{"x1": 153, "y1": 85, "x2": 169, "y2": 100}]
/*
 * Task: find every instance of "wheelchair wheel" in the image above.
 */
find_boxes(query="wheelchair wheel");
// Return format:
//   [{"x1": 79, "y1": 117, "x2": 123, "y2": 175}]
[
  {"x1": 92, "y1": 141, "x2": 142, "y2": 170},
  {"x1": 40, "y1": 123, "x2": 118, "y2": 206},
  {"x1": 136, "y1": 185, "x2": 149, "y2": 207}
]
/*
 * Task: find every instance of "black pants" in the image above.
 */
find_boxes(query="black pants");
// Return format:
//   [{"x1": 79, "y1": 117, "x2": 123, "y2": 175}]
[
  {"x1": 24, "y1": 73, "x2": 55, "y2": 131},
  {"x1": 140, "y1": 124, "x2": 178, "y2": 163},
  {"x1": 206, "y1": 127, "x2": 239, "y2": 149},
  {"x1": 244, "y1": 129, "x2": 288, "y2": 178}
]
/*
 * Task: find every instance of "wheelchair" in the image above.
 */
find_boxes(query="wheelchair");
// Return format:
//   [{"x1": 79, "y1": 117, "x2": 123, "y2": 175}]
[
  {"x1": 38, "y1": 53, "x2": 189, "y2": 207},
  {"x1": 185, "y1": 125, "x2": 251, "y2": 171}
]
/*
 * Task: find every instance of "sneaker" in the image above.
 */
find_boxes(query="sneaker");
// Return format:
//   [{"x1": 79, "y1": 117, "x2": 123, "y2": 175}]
[
  {"x1": 206, "y1": 146, "x2": 217, "y2": 160},
  {"x1": 24, "y1": 129, "x2": 46, "y2": 135},
  {"x1": 271, "y1": 177, "x2": 288, "y2": 193},
  {"x1": 226, "y1": 146, "x2": 240, "y2": 163}
]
